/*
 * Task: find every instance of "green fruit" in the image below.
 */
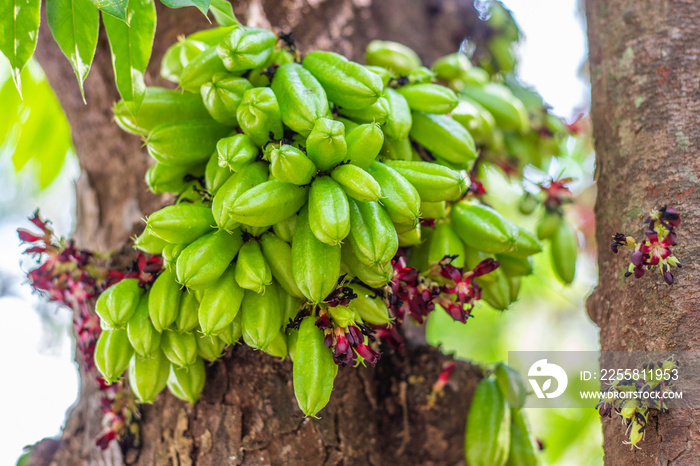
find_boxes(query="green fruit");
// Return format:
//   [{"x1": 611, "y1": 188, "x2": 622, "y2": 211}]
[
  {"x1": 216, "y1": 133, "x2": 259, "y2": 172},
  {"x1": 218, "y1": 312, "x2": 243, "y2": 346},
  {"x1": 303, "y1": 51, "x2": 383, "y2": 109},
  {"x1": 263, "y1": 330, "x2": 288, "y2": 358},
  {"x1": 479, "y1": 268, "x2": 512, "y2": 311},
  {"x1": 341, "y1": 242, "x2": 393, "y2": 288},
  {"x1": 175, "y1": 291, "x2": 200, "y2": 333},
  {"x1": 236, "y1": 87, "x2": 284, "y2": 147},
  {"x1": 271, "y1": 63, "x2": 331, "y2": 137},
  {"x1": 161, "y1": 329, "x2": 198, "y2": 367},
  {"x1": 406, "y1": 66, "x2": 435, "y2": 84},
  {"x1": 380, "y1": 137, "x2": 412, "y2": 161},
  {"x1": 450, "y1": 98, "x2": 496, "y2": 144},
  {"x1": 344, "y1": 122, "x2": 384, "y2": 169},
  {"x1": 517, "y1": 192, "x2": 539, "y2": 216},
  {"x1": 160, "y1": 38, "x2": 207, "y2": 83},
  {"x1": 337, "y1": 95, "x2": 389, "y2": 124},
  {"x1": 506, "y1": 409, "x2": 541, "y2": 466},
  {"x1": 127, "y1": 293, "x2": 161, "y2": 357},
  {"x1": 409, "y1": 112, "x2": 476, "y2": 167},
  {"x1": 367, "y1": 162, "x2": 421, "y2": 224},
  {"x1": 149, "y1": 270, "x2": 182, "y2": 332},
  {"x1": 309, "y1": 177, "x2": 351, "y2": 246},
  {"x1": 146, "y1": 121, "x2": 230, "y2": 166},
  {"x1": 331, "y1": 163, "x2": 382, "y2": 202},
  {"x1": 293, "y1": 316, "x2": 338, "y2": 417},
  {"x1": 420, "y1": 201, "x2": 447, "y2": 219},
  {"x1": 146, "y1": 204, "x2": 215, "y2": 244},
  {"x1": 95, "y1": 329, "x2": 133, "y2": 385},
  {"x1": 176, "y1": 230, "x2": 244, "y2": 289},
  {"x1": 306, "y1": 118, "x2": 347, "y2": 171},
  {"x1": 450, "y1": 201, "x2": 518, "y2": 254},
  {"x1": 227, "y1": 180, "x2": 309, "y2": 227},
  {"x1": 205, "y1": 150, "x2": 232, "y2": 195},
  {"x1": 292, "y1": 206, "x2": 341, "y2": 303},
  {"x1": 196, "y1": 333, "x2": 226, "y2": 362},
  {"x1": 128, "y1": 350, "x2": 170, "y2": 403},
  {"x1": 259, "y1": 232, "x2": 304, "y2": 298},
  {"x1": 161, "y1": 243, "x2": 187, "y2": 272},
  {"x1": 428, "y1": 222, "x2": 465, "y2": 268},
  {"x1": 397, "y1": 224, "x2": 421, "y2": 246},
  {"x1": 241, "y1": 282, "x2": 283, "y2": 350},
  {"x1": 365, "y1": 40, "x2": 422, "y2": 74},
  {"x1": 496, "y1": 253, "x2": 533, "y2": 277},
  {"x1": 461, "y1": 83, "x2": 529, "y2": 132},
  {"x1": 167, "y1": 357, "x2": 206, "y2": 403},
  {"x1": 397, "y1": 83, "x2": 458, "y2": 114},
  {"x1": 145, "y1": 161, "x2": 206, "y2": 195},
  {"x1": 198, "y1": 265, "x2": 244, "y2": 336},
  {"x1": 550, "y1": 222, "x2": 577, "y2": 285},
  {"x1": 200, "y1": 72, "x2": 253, "y2": 125},
  {"x1": 212, "y1": 161, "x2": 269, "y2": 231},
  {"x1": 273, "y1": 214, "x2": 297, "y2": 243},
  {"x1": 347, "y1": 283, "x2": 392, "y2": 325},
  {"x1": 328, "y1": 305, "x2": 355, "y2": 328},
  {"x1": 383, "y1": 88, "x2": 412, "y2": 140},
  {"x1": 384, "y1": 160, "x2": 467, "y2": 202},
  {"x1": 268, "y1": 144, "x2": 317, "y2": 185},
  {"x1": 346, "y1": 198, "x2": 398, "y2": 267},
  {"x1": 364, "y1": 65, "x2": 393, "y2": 86},
  {"x1": 464, "y1": 247, "x2": 497, "y2": 284},
  {"x1": 95, "y1": 278, "x2": 143, "y2": 329},
  {"x1": 431, "y1": 53, "x2": 471, "y2": 82},
  {"x1": 235, "y1": 240, "x2": 272, "y2": 293},
  {"x1": 465, "y1": 378, "x2": 511, "y2": 466},
  {"x1": 133, "y1": 227, "x2": 170, "y2": 255},
  {"x1": 179, "y1": 46, "x2": 231, "y2": 93},
  {"x1": 495, "y1": 363, "x2": 528, "y2": 409},
  {"x1": 217, "y1": 26, "x2": 277, "y2": 72},
  {"x1": 536, "y1": 211, "x2": 562, "y2": 240}
]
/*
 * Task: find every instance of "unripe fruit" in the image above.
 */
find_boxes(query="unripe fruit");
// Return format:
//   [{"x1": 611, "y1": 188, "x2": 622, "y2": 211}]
[
  {"x1": 293, "y1": 316, "x2": 338, "y2": 417},
  {"x1": 461, "y1": 83, "x2": 530, "y2": 132},
  {"x1": 341, "y1": 242, "x2": 393, "y2": 288},
  {"x1": 95, "y1": 329, "x2": 134, "y2": 385},
  {"x1": 309, "y1": 177, "x2": 351, "y2": 246},
  {"x1": 450, "y1": 201, "x2": 518, "y2": 254},
  {"x1": 145, "y1": 161, "x2": 205, "y2": 195},
  {"x1": 344, "y1": 122, "x2": 384, "y2": 169},
  {"x1": 506, "y1": 408, "x2": 541, "y2": 466},
  {"x1": 146, "y1": 204, "x2": 215, "y2": 244},
  {"x1": 167, "y1": 357, "x2": 206, "y2": 403},
  {"x1": 409, "y1": 112, "x2": 476, "y2": 167},
  {"x1": 380, "y1": 137, "x2": 412, "y2": 161},
  {"x1": 337, "y1": 95, "x2": 390, "y2": 124},
  {"x1": 273, "y1": 214, "x2": 297, "y2": 243},
  {"x1": 227, "y1": 180, "x2": 309, "y2": 227},
  {"x1": 218, "y1": 312, "x2": 243, "y2": 346},
  {"x1": 127, "y1": 293, "x2": 161, "y2": 358},
  {"x1": 384, "y1": 160, "x2": 467, "y2": 202},
  {"x1": 397, "y1": 223, "x2": 422, "y2": 246},
  {"x1": 396, "y1": 83, "x2": 459, "y2": 114},
  {"x1": 536, "y1": 211, "x2": 562, "y2": 240},
  {"x1": 263, "y1": 330, "x2": 289, "y2": 359},
  {"x1": 179, "y1": 46, "x2": 230, "y2": 93},
  {"x1": 431, "y1": 53, "x2": 471, "y2": 82},
  {"x1": 217, "y1": 26, "x2": 277, "y2": 72},
  {"x1": 259, "y1": 232, "x2": 304, "y2": 298},
  {"x1": 147, "y1": 120, "x2": 231, "y2": 166},
  {"x1": 496, "y1": 253, "x2": 533, "y2": 277},
  {"x1": 129, "y1": 350, "x2": 170, "y2": 404},
  {"x1": 346, "y1": 198, "x2": 398, "y2": 267},
  {"x1": 271, "y1": 63, "x2": 331, "y2": 137},
  {"x1": 236, "y1": 87, "x2": 284, "y2": 147},
  {"x1": 216, "y1": 133, "x2": 259, "y2": 172},
  {"x1": 306, "y1": 118, "x2": 347, "y2": 171},
  {"x1": 162, "y1": 243, "x2": 187, "y2": 272},
  {"x1": 161, "y1": 329, "x2": 198, "y2": 367},
  {"x1": 268, "y1": 144, "x2": 317, "y2": 185},
  {"x1": 235, "y1": 240, "x2": 273, "y2": 293},
  {"x1": 428, "y1": 222, "x2": 465, "y2": 269},
  {"x1": 365, "y1": 40, "x2": 422, "y2": 75},
  {"x1": 451, "y1": 98, "x2": 496, "y2": 145},
  {"x1": 479, "y1": 267, "x2": 512, "y2": 311},
  {"x1": 95, "y1": 278, "x2": 143, "y2": 329},
  {"x1": 550, "y1": 222, "x2": 577, "y2": 285},
  {"x1": 198, "y1": 265, "x2": 244, "y2": 336},
  {"x1": 196, "y1": 332, "x2": 227, "y2": 362},
  {"x1": 176, "y1": 230, "x2": 243, "y2": 289},
  {"x1": 495, "y1": 363, "x2": 528, "y2": 409},
  {"x1": 212, "y1": 161, "x2": 268, "y2": 231},
  {"x1": 465, "y1": 378, "x2": 511, "y2": 466},
  {"x1": 420, "y1": 201, "x2": 447, "y2": 220},
  {"x1": 160, "y1": 38, "x2": 207, "y2": 83},
  {"x1": 367, "y1": 162, "x2": 421, "y2": 224},
  {"x1": 205, "y1": 150, "x2": 232, "y2": 195},
  {"x1": 241, "y1": 282, "x2": 283, "y2": 350},
  {"x1": 175, "y1": 291, "x2": 200, "y2": 333},
  {"x1": 201, "y1": 73, "x2": 253, "y2": 126},
  {"x1": 149, "y1": 270, "x2": 182, "y2": 332},
  {"x1": 347, "y1": 283, "x2": 392, "y2": 325},
  {"x1": 383, "y1": 88, "x2": 412, "y2": 140},
  {"x1": 331, "y1": 164, "x2": 382, "y2": 202}
]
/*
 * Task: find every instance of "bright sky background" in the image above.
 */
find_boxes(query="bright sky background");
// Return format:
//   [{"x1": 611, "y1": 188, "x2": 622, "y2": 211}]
[{"x1": 0, "y1": 2, "x2": 589, "y2": 464}]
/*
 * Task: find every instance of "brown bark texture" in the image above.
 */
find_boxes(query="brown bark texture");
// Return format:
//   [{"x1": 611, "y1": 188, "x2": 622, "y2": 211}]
[
  {"x1": 29, "y1": 1, "x2": 487, "y2": 464},
  {"x1": 587, "y1": 1, "x2": 700, "y2": 464}
]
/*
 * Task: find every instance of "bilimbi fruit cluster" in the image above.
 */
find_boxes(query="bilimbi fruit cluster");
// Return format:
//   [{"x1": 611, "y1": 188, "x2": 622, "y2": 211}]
[{"x1": 94, "y1": 17, "x2": 570, "y2": 418}]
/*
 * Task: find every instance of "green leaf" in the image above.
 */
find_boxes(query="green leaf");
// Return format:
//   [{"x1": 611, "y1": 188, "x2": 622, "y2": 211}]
[
  {"x1": 0, "y1": 0, "x2": 41, "y2": 96},
  {"x1": 160, "y1": 0, "x2": 211, "y2": 16},
  {"x1": 90, "y1": 0, "x2": 128, "y2": 22},
  {"x1": 103, "y1": 0, "x2": 156, "y2": 116},
  {"x1": 209, "y1": 0, "x2": 237, "y2": 26},
  {"x1": 47, "y1": 0, "x2": 100, "y2": 101}
]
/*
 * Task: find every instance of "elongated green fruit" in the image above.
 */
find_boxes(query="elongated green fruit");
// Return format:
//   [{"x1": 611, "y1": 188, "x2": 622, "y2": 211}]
[
  {"x1": 160, "y1": 38, "x2": 207, "y2": 83},
  {"x1": 337, "y1": 95, "x2": 390, "y2": 124},
  {"x1": 281, "y1": 289, "x2": 302, "y2": 324},
  {"x1": 428, "y1": 222, "x2": 465, "y2": 268},
  {"x1": 218, "y1": 312, "x2": 243, "y2": 346},
  {"x1": 271, "y1": 63, "x2": 331, "y2": 136},
  {"x1": 200, "y1": 73, "x2": 253, "y2": 125},
  {"x1": 451, "y1": 97, "x2": 496, "y2": 144},
  {"x1": 384, "y1": 160, "x2": 467, "y2": 202},
  {"x1": 167, "y1": 357, "x2": 206, "y2": 403},
  {"x1": 509, "y1": 228, "x2": 542, "y2": 258},
  {"x1": 293, "y1": 316, "x2": 338, "y2": 417},
  {"x1": 145, "y1": 162, "x2": 206, "y2": 195},
  {"x1": 95, "y1": 278, "x2": 143, "y2": 329},
  {"x1": 273, "y1": 214, "x2": 297, "y2": 243},
  {"x1": 175, "y1": 291, "x2": 200, "y2": 333},
  {"x1": 303, "y1": 51, "x2": 383, "y2": 109},
  {"x1": 398, "y1": 224, "x2": 421, "y2": 246},
  {"x1": 496, "y1": 253, "x2": 533, "y2": 277},
  {"x1": 268, "y1": 144, "x2": 317, "y2": 185},
  {"x1": 129, "y1": 350, "x2": 170, "y2": 404},
  {"x1": 162, "y1": 243, "x2": 187, "y2": 272},
  {"x1": 197, "y1": 332, "x2": 226, "y2": 362},
  {"x1": 198, "y1": 265, "x2": 244, "y2": 335},
  {"x1": 217, "y1": 26, "x2": 277, "y2": 72},
  {"x1": 114, "y1": 87, "x2": 212, "y2": 136},
  {"x1": 496, "y1": 363, "x2": 528, "y2": 410},
  {"x1": 397, "y1": 83, "x2": 458, "y2": 114},
  {"x1": 260, "y1": 233, "x2": 304, "y2": 298},
  {"x1": 179, "y1": 46, "x2": 231, "y2": 93},
  {"x1": 506, "y1": 408, "x2": 541, "y2": 466},
  {"x1": 383, "y1": 88, "x2": 412, "y2": 140},
  {"x1": 263, "y1": 330, "x2": 288, "y2": 358},
  {"x1": 292, "y1": 206, "x2": 341, "y2": 303},
  {"x1": 306, "y1": 118, "x2": 347, "y2": 171},
  {"x1": 331, "y1": 164, "x2": 382, "y2": 202},
  {"x1": 161, "y1": 330, "x2": 198, "y2": 367},
  {"x1": 381, "y1": 137, "x2": 412, "y2": 161},
  {"x1": 347, "y1": 283, "x2": 392, "y2": 325},
  {"x1": 127, "y1": 293, "x2": 161, "y2": 357},
  {"x1": 463, "y1": 247, "x2": 497, "y2": 284},
  {"x1": 420, "y1": 201, "x2": 447, "y2": 219},
  {"x1": 479, "y1": 267, "x2": 512, "y2": 310},
  {"x1": 236, "y1": 87, "x2": 284, "y2": 147},
  {"x1": 409, "y1": 112, "x2": 476, "y2": 167},
  {"x1": 308, "y1": 177, "x2": 351, "y2": 246},
  {"x1": 536, "y1": 211, "x2": 562, "y2": 240},
  {"x1": 365, "y1": 40, "x2": 421, "y2": 74},
  {"x1": 147, "y1": 121, "x2": 231, "y2": 166},
  {"x1": 235, "y1": 240, "x2": 272, "y2": 293},
  {"x1": 187, "y1": 26, "x2": 237, "y2": 45},
  {"x1": 367, "y1": 162, "x2": 421, "y2": 224},
  {"x1": 465, "y1": 378, "x2": 511, "y2": 466},
  {"x1": 95, "y1": 329, "x2": 134, "y2": 384},
  {"x1": 212, "y1": 161, "x2": 269, "y2": 231},
  {"x1": 365, "y1": 65, "x2": 393, "y2": 86},
  {"x1": 241, "y1": 282, "x2": 283, "y2": 350},
  {"x1": 551, "y1": 222, "x2": 577, "y2": 284},
  {"x1": 205, "y1": 150, "x2": 232, "y2": 195},
  {"x1": 176, "y1": 230, "x2": 243, "y2": 289},
  {"x1": 450, "y1": 201, "x2": 519, "y2": 254},
  {"x1": 216, "y1": 133, "x2": 259, "y2": 172},
  {"x1": 431, "y1": 53, "x2": 471, "y2": 82},
  {"x1": 341, "y1": 242, "x2": 393, "y2": 288},
  {"x1": 461, "y1": 83, "x2": 529, "y2": 132},
  {"x1": 228, "y1": 180, "x2": 309, "y2": 227},
  {"x1": 344, "y1": 123, "x2": 384, "y2": 169},
  {"x1": 347, "y1": 198, "x2": 398, "y2": 267},
  {"x1": 146, "y1": 204, "x2": 215, "y2": 244},
  {"x1": 148, "y1": 270, "x2": 182, "y2": 332}
]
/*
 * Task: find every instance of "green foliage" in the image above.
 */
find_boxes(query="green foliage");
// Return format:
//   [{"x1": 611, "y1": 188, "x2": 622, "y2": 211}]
[
  {"x1": 208, "y1": 0, "x2": 238, "y2": 26},
  {"x1": 0, "y1": 0, "x2": 41, "y2": 96},
  {"x1": 89, "y1": 0, "x2": 127, "y2": 22},
  {"x1": 160, "y1": 0, "x2": 210, "y2": 15}
]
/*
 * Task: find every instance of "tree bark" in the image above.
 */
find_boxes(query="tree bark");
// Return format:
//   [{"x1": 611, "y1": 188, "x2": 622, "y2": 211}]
[
  {"x1": 587, "y1": 1, "x2": 700, "y2": 464},
  {"x1": 30, "y1": 1, "x2": 486, "y2": 464}
]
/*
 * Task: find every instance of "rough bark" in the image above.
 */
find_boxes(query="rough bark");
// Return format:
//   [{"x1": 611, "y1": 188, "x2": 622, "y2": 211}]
[
  {"x1": 587, "y1": 1, "x2": 700, "y2": 464},
  {"x1": 30, "y1": 1, "x2": 486, "y2": 464}
]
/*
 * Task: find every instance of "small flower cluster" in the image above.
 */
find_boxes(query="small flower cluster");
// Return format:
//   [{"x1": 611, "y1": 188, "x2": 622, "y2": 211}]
[
  {"x1": 538, "y1": 177, "x2": 574, "y2": 213},
  {"x1": 18, "y1": 211, "x2": 161, "y2": 450},
  {"x1": 596, "y1": 357, "x2": 678, "y2": 449},
  {"x1": 611, "y1": 206, "x2": 682, "y2": 285},
  {"x1": 96, "y1": 378, "x2": 140, "y2": 450}
]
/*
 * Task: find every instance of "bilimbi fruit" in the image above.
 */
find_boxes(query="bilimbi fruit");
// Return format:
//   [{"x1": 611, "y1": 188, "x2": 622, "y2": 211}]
[{"x1": 98, "y1": 12, "x2": 573, "y2": 419}]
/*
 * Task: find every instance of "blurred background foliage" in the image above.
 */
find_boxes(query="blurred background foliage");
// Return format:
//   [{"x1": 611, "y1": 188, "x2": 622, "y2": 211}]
[{"x1": 0, "y1": 1, "x2": 602, "y2": 464}]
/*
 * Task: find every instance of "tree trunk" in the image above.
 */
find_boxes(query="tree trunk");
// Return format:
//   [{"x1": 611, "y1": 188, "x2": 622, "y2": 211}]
[
  {"x1": 587, "y1": 1, "x2": 700, "y2": 464},
  {"x1": 29, "y1": 1, "x2": 486, "y2": 464}
]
